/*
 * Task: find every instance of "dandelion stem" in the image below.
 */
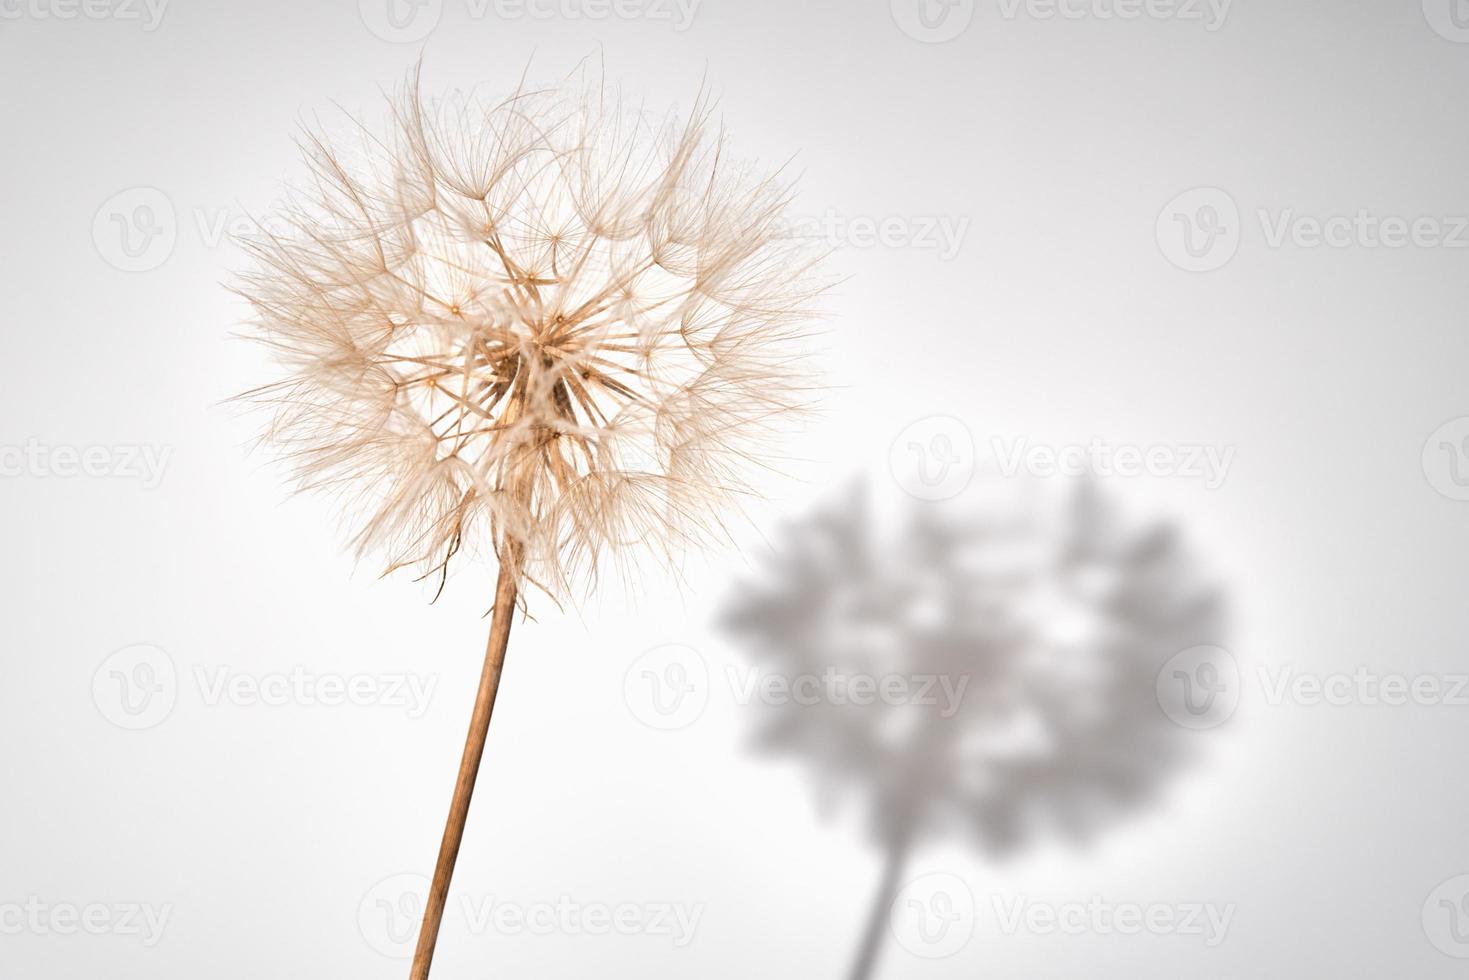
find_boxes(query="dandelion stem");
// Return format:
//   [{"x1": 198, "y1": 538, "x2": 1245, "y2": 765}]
[
  {"x1": 409, "y1": 557, "x2": 519, "y2": 980},
  {"x1": 847, "y1": 829, "x2": 913, "y2": 980}
]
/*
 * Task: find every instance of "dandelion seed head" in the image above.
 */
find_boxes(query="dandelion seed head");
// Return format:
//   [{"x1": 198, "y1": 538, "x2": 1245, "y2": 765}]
[{"x1": 236, "y1": 66, "x2": 827, "y2": 600}]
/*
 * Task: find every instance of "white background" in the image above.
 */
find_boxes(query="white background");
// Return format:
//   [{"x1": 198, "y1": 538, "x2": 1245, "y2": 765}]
[{"x1": 4, "y1": 0, "x2": 1469, "y2": 976}]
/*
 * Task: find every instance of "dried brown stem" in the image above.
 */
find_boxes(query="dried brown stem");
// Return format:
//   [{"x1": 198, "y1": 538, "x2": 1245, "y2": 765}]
[{"x1": 409, "y1": 558, "x2": 519, "y2": 980}]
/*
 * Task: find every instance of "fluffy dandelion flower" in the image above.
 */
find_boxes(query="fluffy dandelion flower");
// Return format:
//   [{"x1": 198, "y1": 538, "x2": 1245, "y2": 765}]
[
  {"x1": 235, "y1": 64, "x2": 827, "y2": 980},
  {"x1": 237, "y1": 66, "x2": 825, "y2": 601}
]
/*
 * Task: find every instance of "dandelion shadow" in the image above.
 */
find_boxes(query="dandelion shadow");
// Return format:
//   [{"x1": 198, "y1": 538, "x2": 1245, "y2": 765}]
[{"x1": 720, "y1": 477, "x2": 1227, "y2": 979}]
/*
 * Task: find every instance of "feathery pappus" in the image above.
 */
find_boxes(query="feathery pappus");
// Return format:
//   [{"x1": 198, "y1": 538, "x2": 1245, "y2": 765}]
[{"x1": 236, "y1": 65, "x2": 828, "y2": 602}]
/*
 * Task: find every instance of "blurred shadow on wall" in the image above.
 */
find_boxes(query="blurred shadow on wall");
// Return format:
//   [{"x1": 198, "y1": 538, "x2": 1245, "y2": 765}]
[{"x1": 720, "y1": 478, "x2": 1227, "y2": 980}]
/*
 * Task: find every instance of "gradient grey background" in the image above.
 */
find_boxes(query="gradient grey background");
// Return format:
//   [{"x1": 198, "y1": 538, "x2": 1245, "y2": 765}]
[{"x1": 4, "y1": 0, "x2": 1469, "y2": 976}]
